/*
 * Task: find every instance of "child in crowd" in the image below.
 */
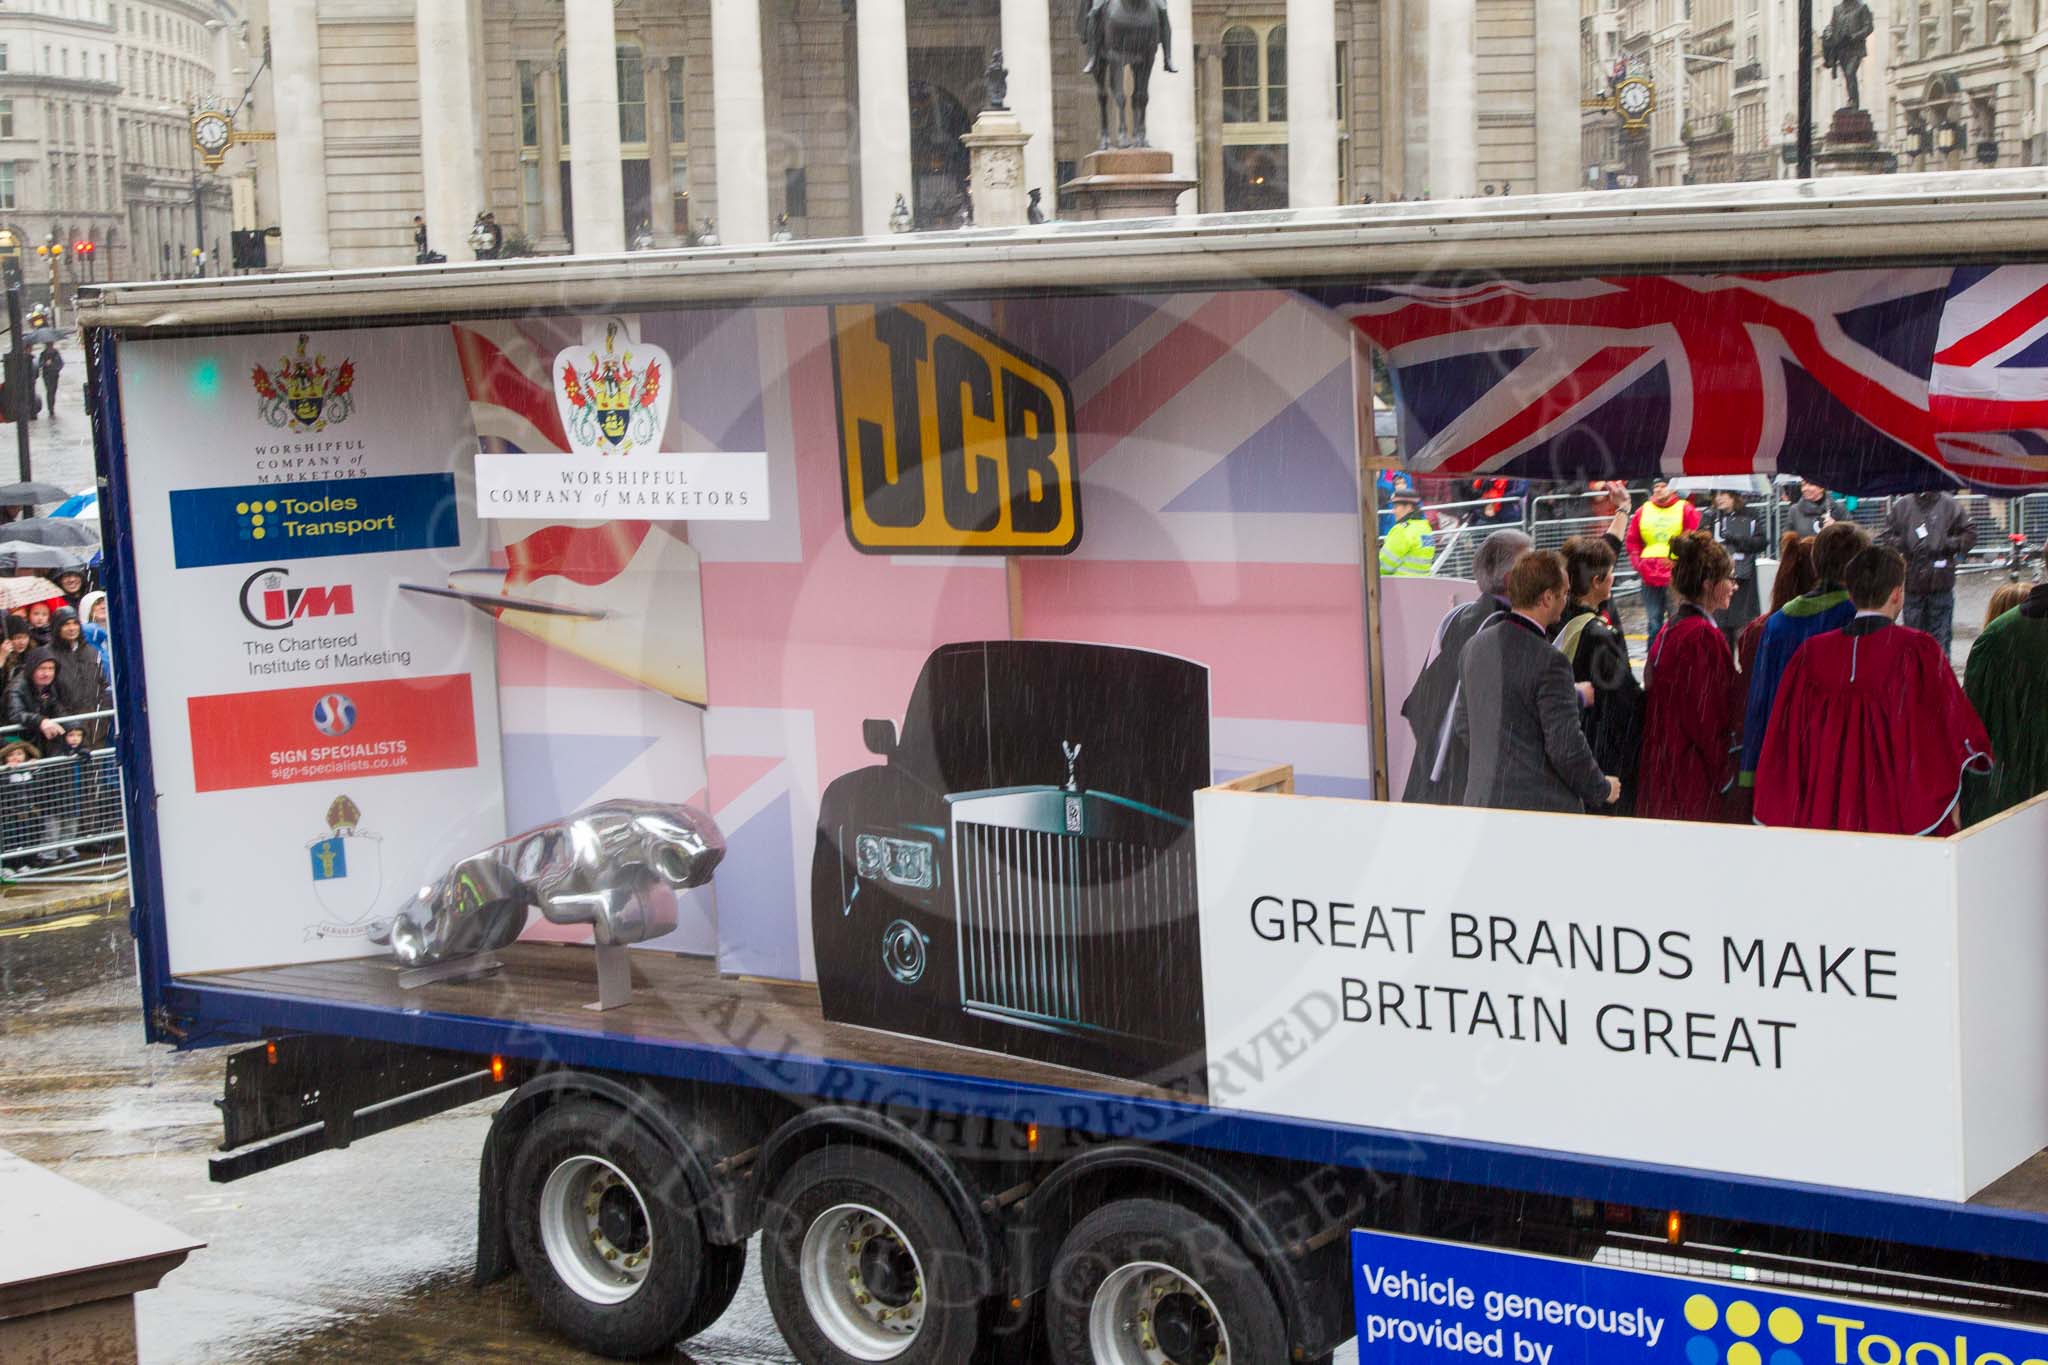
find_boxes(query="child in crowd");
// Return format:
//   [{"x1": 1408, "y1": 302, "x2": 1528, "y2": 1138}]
[{"x1": 0, "y1": 739, "x2": 41, "y2": 869}]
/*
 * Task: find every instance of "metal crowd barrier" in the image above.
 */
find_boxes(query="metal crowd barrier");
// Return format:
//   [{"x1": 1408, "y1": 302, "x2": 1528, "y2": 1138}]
[
  {"x1": 0, "y1": 707, "x2": 125, "y2": 883},
  {"x1": 1410, "y1": 489, "x2": 2048, "y2": 585}
]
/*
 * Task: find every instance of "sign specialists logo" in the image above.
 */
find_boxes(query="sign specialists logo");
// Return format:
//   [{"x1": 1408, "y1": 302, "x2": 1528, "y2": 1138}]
[
  {"x1": 239, "y1": 567, "x2": 356, "y2": 630},
  {"x1": 170, "y1": 473, "x2": 459, "y2": 568}
]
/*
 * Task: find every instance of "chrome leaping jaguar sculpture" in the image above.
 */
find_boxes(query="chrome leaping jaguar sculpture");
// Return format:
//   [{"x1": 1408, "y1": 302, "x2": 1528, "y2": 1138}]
[{"x1": 372, "y1": 799, "x2": 725, "y2": 967}]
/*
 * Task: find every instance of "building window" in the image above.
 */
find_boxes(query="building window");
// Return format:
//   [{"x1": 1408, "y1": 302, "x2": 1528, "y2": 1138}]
[
  {"x1": 1222, "y1": 22, "x2": 1289, "y2": 126},
  {"x1": 0, "y1": 102, "x2": 11, "y2": 140},
  {"x1": 1222, "y1": 26, "x2": 1259, "y2": 123},
  {"x1": 558, "y1": 49, "x2": 569, "y2": 148},
  {"x1": 616, "y1": 45, "x2": 646, "y2": 144},
  {"x1": 0, "y1": 45, "x2": 9, "y2": 72},
  {"x1": 98, "y1": 53, "x2": 106, "y2": 81},
  {"x1": 0, "y1": 164, "x2": 16, "y2": 212},
  {"x1": 1266, "y1": 26, "x2": 1287, "y2": 121},
  {"x1": 518, "y1": 59, "x2": 538, "y2": 147},
  {"x1": 521, "y1": 159, "x2": 541, "y2": 231},
  {"x1": 667, "y1": 58, "x2": 684, "y2": 143}
]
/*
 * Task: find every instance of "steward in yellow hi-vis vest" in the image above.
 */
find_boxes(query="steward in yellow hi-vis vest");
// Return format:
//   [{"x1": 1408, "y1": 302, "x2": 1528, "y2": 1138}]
[
  {"x1": 1626, "y1": 480, "x2": 1702, "y2": 592},
  {"x1": 1378, "y1": 490, "x2": 1436, "y2": 577}
]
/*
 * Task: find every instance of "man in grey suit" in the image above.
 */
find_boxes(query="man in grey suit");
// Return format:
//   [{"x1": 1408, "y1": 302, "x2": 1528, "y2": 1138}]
[{"x1": 1457, "y1": 550, "x2": 1623, "y2": 814}]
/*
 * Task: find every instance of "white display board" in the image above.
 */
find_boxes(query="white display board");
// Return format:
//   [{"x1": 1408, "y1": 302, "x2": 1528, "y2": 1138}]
[
  {"x1": 120, "y1": 326, "x2": 505, "y2": 974},
  {"x1": 1196, "y1": 788, "x2": 2048, "y2": 1203}
]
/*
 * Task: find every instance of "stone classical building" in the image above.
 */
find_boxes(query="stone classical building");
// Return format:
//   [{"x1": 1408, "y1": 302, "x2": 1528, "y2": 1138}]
[
  {"x1": 0, "y1": 0, "x2": 237, "y2": 308},
  {"x1": 231, "y1": 0, "x2": 1581, "y2": 272}
]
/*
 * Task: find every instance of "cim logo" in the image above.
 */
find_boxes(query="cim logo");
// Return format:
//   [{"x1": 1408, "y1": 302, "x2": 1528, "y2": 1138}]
[
  {"x1": 239, "y1": 567, "x2": 355, "y2": 631},
  {"x1": 1683, "y1": 1293, "x2": 1806, "y2": 1365}
]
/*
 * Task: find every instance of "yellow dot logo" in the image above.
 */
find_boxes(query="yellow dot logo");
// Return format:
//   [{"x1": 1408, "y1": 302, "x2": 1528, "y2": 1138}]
[
  {"x1": 234, "y1": 501, "x2": 249, "y2": 514},
  {"x1": 1727, "y1": 1301, "x2": 1761, "y2": 1337},
  {"x1": 1686, "y1": 1295, "x2": 1720, "y2": 1331},
  {"x1": 1770, "y1": 1308, "x2": 1803, "y2": 1344},
  {"x1": 1729, "y1": 1345, "x2": 1762, "y2": 1365}
]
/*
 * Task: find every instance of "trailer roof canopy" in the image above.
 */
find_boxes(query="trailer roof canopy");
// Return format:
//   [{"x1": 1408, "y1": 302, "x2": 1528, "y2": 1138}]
[
  {"x1": 77, "y1": 170, "x2": 2048, "y2": 332},
  {"x1": 81, "y1": 170, "x2": 2048, "y2": 493}
]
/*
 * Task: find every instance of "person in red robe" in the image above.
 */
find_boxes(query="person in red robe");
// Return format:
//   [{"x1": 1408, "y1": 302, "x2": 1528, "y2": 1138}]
[
  {"x1": 1637, "y1": 532, "x2": 1742, "y2": 822},
  {"x1": 1755, "y1": 545, "x2": 1992, "y2": 836}
]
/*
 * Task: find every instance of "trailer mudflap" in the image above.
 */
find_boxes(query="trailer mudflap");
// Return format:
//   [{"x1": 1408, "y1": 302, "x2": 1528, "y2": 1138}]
[{"x1": 210, "y1": 1035, "x2": 519, "y2": 1183}]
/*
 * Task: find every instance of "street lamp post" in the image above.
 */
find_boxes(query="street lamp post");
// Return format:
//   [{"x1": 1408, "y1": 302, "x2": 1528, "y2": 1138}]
[
  {"x1": 33, "y1": 240, "x2": 65, "y2": 325},
  {"x1": 192, "y1": 173, "x2": 207, "y2": 278}
]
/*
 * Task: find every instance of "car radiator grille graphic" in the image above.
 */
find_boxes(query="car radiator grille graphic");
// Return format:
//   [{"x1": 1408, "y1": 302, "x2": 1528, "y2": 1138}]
[{"x1": 951, "y1": 818, "x2": 1198, "y2": 1044}]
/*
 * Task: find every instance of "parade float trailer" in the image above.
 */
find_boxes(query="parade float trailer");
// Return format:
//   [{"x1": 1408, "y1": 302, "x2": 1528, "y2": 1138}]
[{"x1": 82, "y1": 171, "x2": 2048, "y2": 1363}]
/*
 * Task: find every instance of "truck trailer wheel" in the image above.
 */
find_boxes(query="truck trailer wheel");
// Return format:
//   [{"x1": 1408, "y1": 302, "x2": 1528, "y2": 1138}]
[
  {"x1": 505, "y1": 1100, "x2": 710, "y2": 1358},
  {"x1": 761, "y1": 1146, "x2": 984, "y2": 1363},
  {"x1": 1047, "y1": 1199, "x2": 1285, "y2": 1365}
]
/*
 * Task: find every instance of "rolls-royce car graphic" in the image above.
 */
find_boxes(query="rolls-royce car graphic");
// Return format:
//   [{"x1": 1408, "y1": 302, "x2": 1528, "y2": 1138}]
[{"x1": 812, "y1": 640, "x2": 1210, "y2": 1090}]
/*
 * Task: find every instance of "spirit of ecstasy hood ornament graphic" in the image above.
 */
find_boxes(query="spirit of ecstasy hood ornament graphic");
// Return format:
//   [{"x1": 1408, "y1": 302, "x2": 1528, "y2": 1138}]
[{"x1": 1062, "y1": 739, "x2": 1083, "y2": 793}]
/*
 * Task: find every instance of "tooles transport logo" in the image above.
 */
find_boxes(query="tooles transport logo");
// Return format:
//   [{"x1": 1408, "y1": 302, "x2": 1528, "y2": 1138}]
[
  {"x1": 1683, "y1": 1294, "x2": 1805, "y2": 1365},
  {"x1": 239, "y1": 567, "x2": 356, "y2": 630},
  {"x1": 170, "y1": 473, "x2": 459, "y2": 569},
  {"x1": 252, "y1": 334, "x2": 356, "y2": 434}
]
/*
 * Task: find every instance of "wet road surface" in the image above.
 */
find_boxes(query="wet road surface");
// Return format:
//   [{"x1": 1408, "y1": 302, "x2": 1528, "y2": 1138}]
[{"x1": 0, "y1": 901, "x2": 795, "y2": 1363}]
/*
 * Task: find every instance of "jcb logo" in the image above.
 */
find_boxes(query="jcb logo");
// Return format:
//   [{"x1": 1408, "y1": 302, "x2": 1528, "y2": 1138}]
[{"x1": 831, "y1": 302, "x2": 1080, "y2": 555}]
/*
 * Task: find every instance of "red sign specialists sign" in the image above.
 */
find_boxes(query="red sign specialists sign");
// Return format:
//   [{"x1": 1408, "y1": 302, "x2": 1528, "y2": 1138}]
[{"x1": 186, "y1": 674, "x2": 478, "y2": 793}]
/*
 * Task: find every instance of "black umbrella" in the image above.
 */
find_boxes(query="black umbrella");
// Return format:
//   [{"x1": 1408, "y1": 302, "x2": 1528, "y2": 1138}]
[
  {"x1": 3, "y1": 516, "x2": 99, "y2": 547},
  {"x1": 0, "y1": 481, "x2": 71, "y2": 507},
  {"x1": 0, "y1": 541, "x2": 89, "y2": 572}
]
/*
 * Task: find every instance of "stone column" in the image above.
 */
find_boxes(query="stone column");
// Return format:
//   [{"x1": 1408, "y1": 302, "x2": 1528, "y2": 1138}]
[
  {"x1": 711, "y1": 0, "x2": 770, "y2": 242},
  {"x1": 415, "y1": 0, "x2": 486, "y2": 262},
  {"x1": 1534, "y1": 0, "x2": 1578, "y2": 192},
  {"x1": 1148, "y1": 0, "x2": 1198, "y2": 212},
  {"x1": 1378, "y1": 0, "x2": 1406, "y2": 197},
  {"x1": 645, "y1": 57, "x2": 678, "y2": 246},
  {"x1": 564, "y1": 0, "x2": 625, "y2": 254},
  {"x1": 1426, "y1": 0, "x2": 1476, "y2": 199},
  {"x1": 1287, "y1": 0, "x2": 1340, "y2": 206},
  {"x1": 533, "y1": 61, "x2": 568, "y2": 253},
  {"x1": 857, "y1": 0, "x2": 912, "y2": 233},
  {"x1": 1200, "y1": 44, "x2": 1225, "y2": 212},
  {"x1": 268, "y1": 0, "x2": 329, "y2": 268},
  {"x1": 999, "y1": 0, "x2": 1057, "y2": 207}
]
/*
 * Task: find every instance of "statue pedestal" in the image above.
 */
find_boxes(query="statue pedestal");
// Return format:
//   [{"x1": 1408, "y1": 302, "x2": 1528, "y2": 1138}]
[
  {"x1": 961, "y1": 108, "x2": 1032, "y2": 228},
  {"x1": 1059, "y1": 149, "x2": 1195, "y2": 221},
  {"x1": 1815, "y1": 107, "x2": 1893, "y2": 177}
]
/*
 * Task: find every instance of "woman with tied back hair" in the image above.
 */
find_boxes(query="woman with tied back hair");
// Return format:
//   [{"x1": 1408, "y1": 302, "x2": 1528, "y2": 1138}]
[
  {"x1": 1637, "y1": 532, "x2": 1742, "y2": 822},
  {"x1": 1737, "y1": 533, "x2": 1817, "y2": 680},
  {"x1": 1557, "y1": 537, "x2": 1643, "y2": 814}
]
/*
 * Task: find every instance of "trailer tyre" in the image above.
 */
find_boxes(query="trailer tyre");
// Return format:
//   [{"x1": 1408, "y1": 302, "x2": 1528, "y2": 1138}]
[
  {"x1": 762, "y1": 1146, "x2": 984, "y2": 1363},
  {"x1": 1046, "y1": 1198, "x2": 1285, "y2": 1365},
  {"x1": 505, "y1": 1100, "x2": 708, "y2": 1358}
]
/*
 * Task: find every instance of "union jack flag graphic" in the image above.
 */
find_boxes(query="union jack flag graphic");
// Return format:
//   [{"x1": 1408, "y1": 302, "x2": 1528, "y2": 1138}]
[
  {"x1": 1928, "y1": 265, "x2": 2048, "y2": 489},
  {"x1": 1335, "y1": 269, "x2": 2048, "y2": 493}
]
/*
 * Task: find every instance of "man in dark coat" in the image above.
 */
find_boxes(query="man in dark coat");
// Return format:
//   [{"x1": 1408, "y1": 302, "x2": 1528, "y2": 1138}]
[
  {"x1": 46, "y1": 606, "x2": 106, "y2": 735},
  {"x1": 1877, "y1": 489, "x2": 1976, "y2": 660},
  {"x1": 37, "y1": 345, "x2": 62, "y2": 419},
  {"x1": 4, "y1": 647, "x2": 65, "y2": 745},
  {"x1": 1400, "y1": 529, "x2": 1531, "y2": 804},
  {"x1": 1456, "y1": 550, "x2": 1622, "y2": 814}
]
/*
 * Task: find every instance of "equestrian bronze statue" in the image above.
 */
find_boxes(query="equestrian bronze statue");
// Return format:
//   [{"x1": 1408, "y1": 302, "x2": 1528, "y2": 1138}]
[{"x1": 1078, "y1": 0, "x2": 1177, "y2": 150}]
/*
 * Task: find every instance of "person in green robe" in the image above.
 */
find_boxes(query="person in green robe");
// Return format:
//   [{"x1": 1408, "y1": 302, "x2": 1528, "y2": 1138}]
[{"x1": 1963, "y1": 584, "x2": 2048, "y2": 826}]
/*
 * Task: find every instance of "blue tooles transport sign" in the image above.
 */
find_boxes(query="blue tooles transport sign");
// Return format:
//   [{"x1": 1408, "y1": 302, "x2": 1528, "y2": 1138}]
[{"x1": 1352, "y1": 1230, "x2": 2048, "y2": 1364}]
